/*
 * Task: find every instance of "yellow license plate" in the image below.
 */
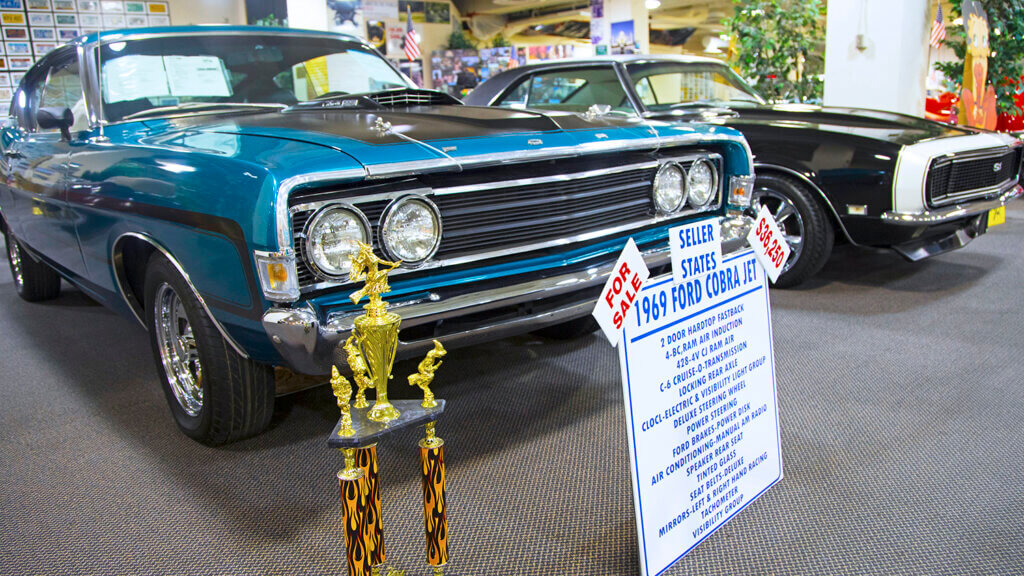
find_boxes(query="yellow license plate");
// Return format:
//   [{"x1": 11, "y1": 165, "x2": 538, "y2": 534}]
[{"x1": 988, "y1": 206, "x2": 1006, "y2": 227}]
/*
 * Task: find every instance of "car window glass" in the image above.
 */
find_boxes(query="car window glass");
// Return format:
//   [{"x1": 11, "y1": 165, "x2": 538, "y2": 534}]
[
  {"x1": 38, "y1": 60, "x2": 88, "y2": 133},
  {"x1": 497, "y1": 68, "x2": 633, "y2": 114},
  {"x1": 98, "y1": 35, "x2": 412, "y2": 122},
  {"x1": 626, "y1": 62, "x2": 764, "y2": 110},
  {"x1": 496, "y1": 77, "x2": 530, "y2": 109}
]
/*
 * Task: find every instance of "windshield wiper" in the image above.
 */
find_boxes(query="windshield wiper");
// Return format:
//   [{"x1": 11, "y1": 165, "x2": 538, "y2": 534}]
[{"x1": 120, "y1": 102, "x2": 286, "y2": 121}]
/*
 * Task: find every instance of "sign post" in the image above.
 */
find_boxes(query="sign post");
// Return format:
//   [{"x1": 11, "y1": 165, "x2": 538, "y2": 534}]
[{"x1": 618, "y1": 248, "x2": 782, "y2": 576}]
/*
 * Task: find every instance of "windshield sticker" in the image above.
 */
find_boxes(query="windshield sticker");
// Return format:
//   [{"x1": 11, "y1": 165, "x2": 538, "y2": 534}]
[
  {"x1": 163, "y1": 56, "x2": 232, "y2": 98},
  {"x1": 103, "y1": 55, "x2": 232, "y2": 103}
]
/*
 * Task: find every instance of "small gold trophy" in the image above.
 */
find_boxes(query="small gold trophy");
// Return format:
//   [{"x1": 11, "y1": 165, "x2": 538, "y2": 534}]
[{"x1": 328, "y1": 243, "x2": 451, "y2": 576}]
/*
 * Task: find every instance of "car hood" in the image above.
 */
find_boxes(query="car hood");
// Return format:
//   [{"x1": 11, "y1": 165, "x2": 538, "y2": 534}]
[
  {"x1": 653, "y1": 103, "x2": 977, "y2": 146},
  {"x1": 144, "y1": 105, "x2": 669, "y2": 176}
]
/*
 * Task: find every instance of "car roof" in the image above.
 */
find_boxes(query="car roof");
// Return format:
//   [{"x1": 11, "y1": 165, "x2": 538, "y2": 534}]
[
  {"x1": 464, "y1": 54, "x2": 732, "y2": 106},
  {"x1": 74, "y1": 25, "x2": 362, "y2": 46}
]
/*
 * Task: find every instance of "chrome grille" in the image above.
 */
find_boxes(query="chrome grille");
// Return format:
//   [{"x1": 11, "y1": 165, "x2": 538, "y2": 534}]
[
  {"x1": 367, "y1": 89, "x2": 457, "y2": 107},
  {"x1": 289, "y1": 153, "x2": 721, "y2": 290},
  {"x1": 926, "y1": 148, "x2": 1022, "y2": 207}
]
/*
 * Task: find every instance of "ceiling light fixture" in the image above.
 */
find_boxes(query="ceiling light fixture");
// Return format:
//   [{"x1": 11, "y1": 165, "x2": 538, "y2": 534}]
[{"x1": 645, "y1": 0, "x2": 661, "y2": 9}]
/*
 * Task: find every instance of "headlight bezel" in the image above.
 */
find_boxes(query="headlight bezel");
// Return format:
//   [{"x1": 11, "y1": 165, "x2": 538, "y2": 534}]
[
  {"x1": 379, "y1": 194, "x2": 443, "y2": 266},
  {"x1": 652, "y1": 161, "x2": 688, "y2": 214},
  {"x1": 687, "y1": 158, "x2": 718, "y2": 207},
  {"x1": 303, "y1": 203, "x2": 371, "y2": 280}
]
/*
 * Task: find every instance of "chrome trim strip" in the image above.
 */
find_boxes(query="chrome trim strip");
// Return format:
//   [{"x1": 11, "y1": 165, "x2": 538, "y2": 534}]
[
  {"x1": 277, "y1": 168, "x2": 367, "y2": 250},
  {"x1": 753, "y1": 163, "x2": 857, "y2": 245},
  {"x1": 434, "y1": 160, "x2": 660, "y2": 195},
  {"x1": 111, "y1": 232, "x2": 250, "y2": 359},
  {"x1": 881, "y1": 185, "x2": 1021, "y2": 225}
]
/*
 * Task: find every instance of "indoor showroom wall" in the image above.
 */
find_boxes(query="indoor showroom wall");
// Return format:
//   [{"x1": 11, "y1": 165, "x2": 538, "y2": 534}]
[{"x1": 169, "y1": 0, "x2": 246, "y2": 25}]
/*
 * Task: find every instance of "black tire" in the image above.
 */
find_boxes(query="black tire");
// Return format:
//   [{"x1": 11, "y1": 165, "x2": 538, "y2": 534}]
[
  {"x1": 753, "y1": 173, "x2": 834, "y2": 288},
  {"x1": 4, "y1": 229, "x2": 61, "y2": 302},
  {"x1": 144, "y1": 253, "x2": 274, "y2": 445},
  {"x1": 532, "y1": 316, "x2": 599, "y2": 340}
]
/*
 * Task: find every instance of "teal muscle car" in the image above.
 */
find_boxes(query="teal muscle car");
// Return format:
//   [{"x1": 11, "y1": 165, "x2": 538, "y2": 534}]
[{"x1": 0, "y1": 26, "x2": 755, "y2": 444}]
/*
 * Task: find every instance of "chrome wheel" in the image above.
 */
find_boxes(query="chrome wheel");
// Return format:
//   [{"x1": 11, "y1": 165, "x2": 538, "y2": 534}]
[
  {"x1": 154, "y1": 283, "x2": 203, "y2": 416},
  {"x1": 8, "y1": 237, "x2": 23, "y2": 289},
  {"x1": 752, "y1": 188, "x2": 805, "y2": 273}
]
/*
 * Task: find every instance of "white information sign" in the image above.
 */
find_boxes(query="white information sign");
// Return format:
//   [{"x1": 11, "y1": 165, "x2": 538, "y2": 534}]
[
  {"x1": 163, "y1": 56, "x2": 231, "y2": 98},
  {"x1": 669, "y1": 218, "x2": 722, "y2": 285},
  {"x1": 592, "y1": 238, "x2": 650, "y2": 346},
  {"x1": 746, "y1": 205, "x2": 792, "y2": 284},
  {"x1": 618, "y1": 249, "x2": 782, "y2": 576}
]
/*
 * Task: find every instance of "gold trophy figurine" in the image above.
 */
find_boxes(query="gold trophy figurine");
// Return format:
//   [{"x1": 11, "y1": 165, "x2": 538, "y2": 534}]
[
  {"x1": 344, "y1": 335, "x2": 374, "y2": 409},
  {"x1": 331, "y1": 366, "x2": 356, "y2": 437},
  {"x1": 348, "y1": 242, "x2": 403, "y2": 423},
  {"x1": 409, "y1": 340, "x2": 446, "y2": 408}
]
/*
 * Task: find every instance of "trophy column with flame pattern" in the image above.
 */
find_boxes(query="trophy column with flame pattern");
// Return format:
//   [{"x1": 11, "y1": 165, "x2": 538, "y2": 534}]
[{"x1": 328, "y1": 242, "x2": 452, "y2": 576}]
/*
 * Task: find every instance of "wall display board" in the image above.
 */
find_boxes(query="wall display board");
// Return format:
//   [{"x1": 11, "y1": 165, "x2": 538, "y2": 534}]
[
  {"x1": 617, "y1": 247, "x2": 782, "y2": 576},
  {"x1": 0, "y1": 0, "x2": 169, "y2": 100}
]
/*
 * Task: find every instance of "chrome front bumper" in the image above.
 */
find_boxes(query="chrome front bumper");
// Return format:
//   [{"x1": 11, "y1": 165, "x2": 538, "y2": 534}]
[
  {"x1": 263, "y1": 211, "x2": 754, "y2": 375},
  {"x1": 881, "y1": 184, "x2": 1021, "y2": 225}
]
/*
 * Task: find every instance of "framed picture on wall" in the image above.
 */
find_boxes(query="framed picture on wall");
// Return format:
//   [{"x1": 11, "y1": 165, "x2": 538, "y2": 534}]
[
  {"x1": 28, "y1": 12, "x2": 54, "y2": 26},
  {"x1": 146, "y1": 1, "x2": 166, "y2": 14},
  {"x1": 0, "y1": 59, "x2": 7, "y2": 71},
  {"x1": 78, "y1": 0, "x2": 100, "y2": 10},
  {"x1": 1, "y1": 11, "x2": 26, "y2": 25},
  {"x1": 101, "y1": 0, "x2": 123, "y2": 11},
  {"x1": 0, "y1": 0, "x2": 24, "y2": 10},
  {"x1": 32, "y1": 41, "x2": 55, "y2": 56},
  {"x1": 30, "y1": 26, "x2": 55, "y2": 40},
  {"x1": 54, "y1": 13, "x2": 78, "y2": 26},
  {"x1": 56, "y1": 27, "x2": 78, "y2": 41},
  {"x1": 27, "y1": 0, "x2": 51, "y2": 10},
  {"x1": 4, "y1": 41, "x2": 30, "y2": 54},
  {"x1": 2, "y1": 27, "x2": 28, "y2": 40},
  {"x1": 0, "y1": 73, "x2": 10, "y2": 86},
  {"x1": 124, "y1": 0, "x2": 143, "y2": 12},
  {"x1": 79, "y1": 13, "x2": 101, "y2": 26},
  {"x1": 125, "y1": 14, "x2": 145, "y2": 26},
  {"x1": 146, "y1": 14, "x2": 167, "y2": 25},
  {"x1": 102, "y1": 13, "x2": 123, "y2": 27},
  {"x1": 52, "y1": 0, "x2": 75, "y2": 10},
  {"x1": 11, "y1": 71, "x2": 25, "y2": 85},
  {"x1": 8, "y1": 58, "x2": 30, "y2": 72}
]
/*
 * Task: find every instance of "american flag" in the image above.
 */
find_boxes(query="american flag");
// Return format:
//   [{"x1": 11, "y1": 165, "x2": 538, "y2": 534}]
[
  {"x1": 930, "y1": 3, "x2": 946, "y2": 48},
  {"x1": 403, "y1": 7, "x2": 420, "y2": 61}
]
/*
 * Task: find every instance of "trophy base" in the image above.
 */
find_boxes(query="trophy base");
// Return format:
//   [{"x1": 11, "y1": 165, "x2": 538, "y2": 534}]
[{"x1": 328, "y1": 399, "x2": 446, "y2": 449}]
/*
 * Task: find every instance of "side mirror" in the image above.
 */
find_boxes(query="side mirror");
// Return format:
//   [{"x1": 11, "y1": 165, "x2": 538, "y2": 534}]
[{"x1": 37, "y1": 107, "x2": 74, "y2": 141}]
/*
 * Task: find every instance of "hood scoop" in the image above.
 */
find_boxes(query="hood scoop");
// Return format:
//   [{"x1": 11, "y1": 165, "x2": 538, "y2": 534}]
[{"x1": 289, "y1": 88, "x2": 462, "y2": 112}]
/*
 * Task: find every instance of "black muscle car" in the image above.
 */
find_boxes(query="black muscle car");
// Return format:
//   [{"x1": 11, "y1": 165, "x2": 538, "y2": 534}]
[{"x1": 465, "y1": 55, "x2": 1024, "y2": 287}]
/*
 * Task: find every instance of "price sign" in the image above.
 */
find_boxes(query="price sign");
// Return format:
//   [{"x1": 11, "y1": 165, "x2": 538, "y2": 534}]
[
  {"x1": 746, "y1": 205, "x2": 791, "y2": 284},
  {"x1": 592, "y1": 238, "x2": 650, "y2": 346}
]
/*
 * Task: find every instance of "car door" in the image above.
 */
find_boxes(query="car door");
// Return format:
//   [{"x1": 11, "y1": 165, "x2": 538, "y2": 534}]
[{"x1": 2, "y1": 50, "x2": 88, "y2": 277}]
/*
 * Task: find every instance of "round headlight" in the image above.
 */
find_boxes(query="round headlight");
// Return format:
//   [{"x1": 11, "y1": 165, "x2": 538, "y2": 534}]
[
  {"x1": 653, "y1": 163, "x2": 686, "y2": 213},
  {"x1": 305, "y1": 205, "x2": 370, "y2": 278},
  {"x1": 687, "y1": 159, "x2": 717, "y2": 207},
  {"x1": 381, "y1": 196, "x2": 442, "y2": 264}
]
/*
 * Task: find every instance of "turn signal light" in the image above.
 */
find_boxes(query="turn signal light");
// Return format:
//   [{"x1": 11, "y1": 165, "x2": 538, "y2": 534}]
[{"x1": 254, "y1": 250, "x2": 300, "y2": 302}]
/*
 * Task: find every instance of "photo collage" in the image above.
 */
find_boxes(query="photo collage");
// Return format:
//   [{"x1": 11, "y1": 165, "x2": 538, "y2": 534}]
[
  {"x1": 431, "y1": 45, "x2": 577, "y2": 98},
  {"x1": 0, "y1": 0, "x2": 171, "y2": 112}
]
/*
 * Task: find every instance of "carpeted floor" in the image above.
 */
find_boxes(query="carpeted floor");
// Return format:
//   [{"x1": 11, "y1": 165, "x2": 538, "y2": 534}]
[{"x1": 1, "y1": 201, "x2": 1022, "y2": 576}]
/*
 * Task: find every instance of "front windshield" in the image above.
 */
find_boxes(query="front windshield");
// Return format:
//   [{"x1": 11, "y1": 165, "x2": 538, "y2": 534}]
[
  {"x1": 98, "y1": 33, "x2": 411, "y2": 122},
  {"x1": 625, "y1": 62, "x2": 764, "y2": 111}
]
